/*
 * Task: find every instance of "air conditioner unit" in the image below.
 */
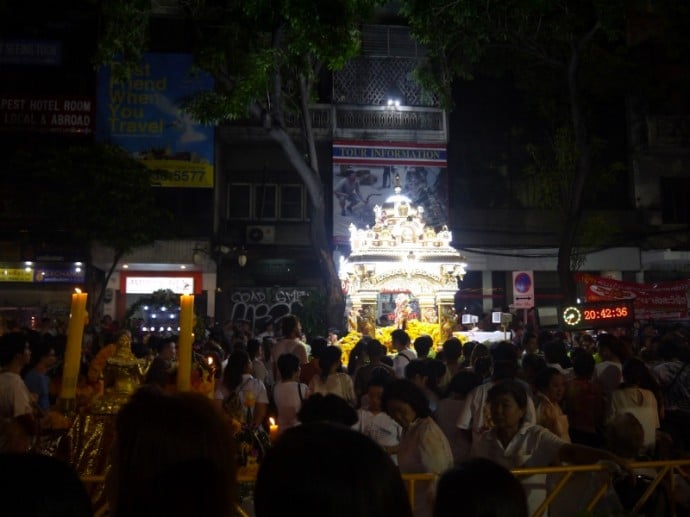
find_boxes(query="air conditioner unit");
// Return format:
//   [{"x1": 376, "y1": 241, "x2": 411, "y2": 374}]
[{"x1": 246, "y1": 225, "x2": 275, "y2": 244}]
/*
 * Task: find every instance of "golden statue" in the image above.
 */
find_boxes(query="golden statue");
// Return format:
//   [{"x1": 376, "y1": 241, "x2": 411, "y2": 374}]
[
  {"x1": 347, "y1": 307, "x2": 360, "y2": 333},
  {"x1": 91, "y1": 330, "x2": 150, "y2": 415}
]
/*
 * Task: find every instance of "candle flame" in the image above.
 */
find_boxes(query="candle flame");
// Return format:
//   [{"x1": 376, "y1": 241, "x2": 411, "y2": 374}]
[
  {"x1": 75, "y1": 288, "x2": 82, "y2": 294},
  {"x1": 207, "y1": 356, "x2": 213, "y2": 365},
  {"x1": 269, "y1": 417, "x2": 276, "y2": 426}
]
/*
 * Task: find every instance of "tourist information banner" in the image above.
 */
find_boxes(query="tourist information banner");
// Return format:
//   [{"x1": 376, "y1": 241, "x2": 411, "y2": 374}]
[
  {"x1": 96, "y1": 53, "x2": 214, "y2": 188},
  {"x1": 331, "y1": 140, "x2": 448, "y2": 245}
]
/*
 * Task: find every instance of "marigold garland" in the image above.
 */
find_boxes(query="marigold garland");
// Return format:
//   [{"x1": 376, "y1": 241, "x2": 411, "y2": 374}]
[{"x1": 337, "y1": 321, "x2": 463, "y2": 363}]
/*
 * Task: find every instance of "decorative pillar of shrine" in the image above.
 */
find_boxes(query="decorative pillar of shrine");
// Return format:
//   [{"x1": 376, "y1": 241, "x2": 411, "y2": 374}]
[
  {"x1": 348, "y1": 295, "x2": 363, "y2": 334},
  {"x1": 418, "y1": 294, "x2": 438, "y2": 324},
  {"x1": 436, "y1": 292, "x2": 457, "y2": 343},
  {"x1": 359, "y1": 290, "x2": 378, "y2": 337}
]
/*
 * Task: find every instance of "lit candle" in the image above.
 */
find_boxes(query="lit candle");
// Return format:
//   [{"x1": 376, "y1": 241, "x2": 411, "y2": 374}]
[
  {"x1": 207, "y1": 355, "x2": 215, "y2": 400},
  {"x1": 269, "y1": 417, "x2": 279, "y2": 443},
  {"x1": 59, "y1": 289, "x2": 88, "y2": 406},
  {"x1": 177, "y1": 293, "x2": 194, "y2": 391}
]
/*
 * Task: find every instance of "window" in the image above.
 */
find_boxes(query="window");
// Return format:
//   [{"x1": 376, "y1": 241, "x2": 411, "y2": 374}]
[
  {"x1": 280, "y1": 185, "x2": 304, "y2": 220},
  {"x1": 255, "y1": 185, "x2": 277, "y2": 219},
  {"x1": 660, "y1": 178, "x2": 690, "y2": 224},
  {"x1": 227, "y1": 183, "x2": 306, "y2": 221}
]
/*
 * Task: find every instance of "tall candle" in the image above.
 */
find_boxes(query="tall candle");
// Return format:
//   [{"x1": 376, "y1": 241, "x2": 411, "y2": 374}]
[
  {"x1": 59, "y1": 290, "x2": 88, "y2": 402},
  {"x1": 177, "y1": 293, "x2": 194, "y2": 391}
]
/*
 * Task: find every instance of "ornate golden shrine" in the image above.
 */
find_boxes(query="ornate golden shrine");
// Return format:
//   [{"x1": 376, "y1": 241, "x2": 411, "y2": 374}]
[{"x1": 339, "y1": 178, "x2": 468, "y2": 343}]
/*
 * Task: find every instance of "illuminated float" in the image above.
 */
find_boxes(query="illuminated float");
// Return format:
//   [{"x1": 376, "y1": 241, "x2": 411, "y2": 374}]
[{"x1": 338, "y1": 176, "x2": 468, "y2": 355}]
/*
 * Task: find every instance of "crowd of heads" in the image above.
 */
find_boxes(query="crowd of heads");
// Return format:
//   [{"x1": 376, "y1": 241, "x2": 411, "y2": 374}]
[{"x1": 1, "y1": 313, "x2": 689, "y2": 516}]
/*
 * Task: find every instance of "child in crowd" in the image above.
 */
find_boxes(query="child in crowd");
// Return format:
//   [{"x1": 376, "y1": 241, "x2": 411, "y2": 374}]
[{"x1": 353, "y1": 377, "x2": 401, "y2": 463}]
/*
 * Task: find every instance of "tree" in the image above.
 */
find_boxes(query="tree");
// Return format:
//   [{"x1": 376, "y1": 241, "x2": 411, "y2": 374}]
[
  {"x1": 401, "y1": 0, "x2": 674, "y2": 302},
  {"x1": 94, "y1": 0, "x2": 378, "y2": 328},
  {"x1": 6, "y1": 142, "x2": 169, "y2": 317}
]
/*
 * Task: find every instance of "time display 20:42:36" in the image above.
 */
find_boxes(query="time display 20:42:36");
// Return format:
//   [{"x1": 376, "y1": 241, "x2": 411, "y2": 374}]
[{"x1": 583, "y1": 306, "x2": 629, "y2": 320}]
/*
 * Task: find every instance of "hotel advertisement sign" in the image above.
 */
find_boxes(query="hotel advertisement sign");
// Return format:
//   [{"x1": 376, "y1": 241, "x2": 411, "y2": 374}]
[
  {"x1": 0, "y1": 95, "x2": 94, "y2": 134},
  {"x1": 96, "y1": 53, "x2": 215, "y2": 188}
]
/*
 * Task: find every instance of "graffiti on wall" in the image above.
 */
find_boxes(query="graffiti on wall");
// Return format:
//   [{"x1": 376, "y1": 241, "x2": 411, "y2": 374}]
[{"x1": 229, "y1": 287, "x2": 311, "y2": 332}]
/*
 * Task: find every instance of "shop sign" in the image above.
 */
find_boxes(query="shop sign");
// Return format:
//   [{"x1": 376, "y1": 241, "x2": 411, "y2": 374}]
[
  {"x1": 0, "y1": 39, "x2": 62, "y2": 66},
  {"x1": 35, "y1": 268, "x2": 86, "y2": 283},
  {"x1": 1, "y1": 268, "x2": 33, "y2": 282},
  {"x1": 125, "y1": 276, "x2": 196, "y2": 294},
  {"x1": 0, "y1": 95, "x2": 94, "y2": 134}
]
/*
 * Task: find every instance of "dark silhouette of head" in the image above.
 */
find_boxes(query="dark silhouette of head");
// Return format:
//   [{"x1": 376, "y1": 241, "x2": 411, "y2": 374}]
[
  {"x1": 255, "y1": 422, "x2": 412, "y2": 517},
  {"x1": 107, "y1": 386, "x2": 237, "y2": 517},
  {"x1": 0, "y1": 453, "x2": 93, "y2": 517},
  {"x1": 434, "y1": 457, "x2": 528, "y2": 517},
  {"x1": 297, "y1": 393, "x2": 358, "y2": 426}
]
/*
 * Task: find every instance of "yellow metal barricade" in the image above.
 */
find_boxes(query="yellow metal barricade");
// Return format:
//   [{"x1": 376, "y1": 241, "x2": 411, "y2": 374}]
[{"x1": 83, "y1": 458, "x2": 690, "y2": 517}]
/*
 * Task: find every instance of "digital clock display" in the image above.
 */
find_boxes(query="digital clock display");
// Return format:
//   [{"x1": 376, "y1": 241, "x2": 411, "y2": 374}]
[{"x1": 559, "y1": 301, "x2": 635, "y2": 330}]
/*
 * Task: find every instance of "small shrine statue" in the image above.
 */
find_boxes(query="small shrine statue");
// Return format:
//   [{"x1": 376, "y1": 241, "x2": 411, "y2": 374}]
[
  {"x1": 91, "y1": 330, "x2": 150, "y2": 414},
  {"x1": 394, "y1": 294, "x2": 411, "y2": 329},
  {"x1": 348, "y1": 307, "x2": 360, "y2": 333}
]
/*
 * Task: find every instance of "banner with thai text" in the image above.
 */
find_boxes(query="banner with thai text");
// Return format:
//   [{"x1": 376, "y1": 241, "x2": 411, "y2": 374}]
[
  {"x1": 96, "y1": 53, "x2": 214, "y2": 188},
  {"x1": 576, "y1": 273, "x2": 690, "y2": 320},
  {"x1": 0, "y1": 95, "x2": 93, "y2": 134},
  {"x1": 332, "y1": 140, "x2": 448, "y2": 245}
]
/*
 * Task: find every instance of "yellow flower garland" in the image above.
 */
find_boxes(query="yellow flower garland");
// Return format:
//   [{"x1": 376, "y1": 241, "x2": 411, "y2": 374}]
[{"x1": 337, "y1": 321, "x2": 468, "y2": 363}]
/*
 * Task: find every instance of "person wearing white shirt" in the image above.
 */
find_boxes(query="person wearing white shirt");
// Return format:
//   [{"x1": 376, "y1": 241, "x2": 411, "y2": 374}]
[
  {"x1": 472, "y1": 380, "x2": 629, "y2": 516},
  {"x1": 273, "y1": 353, "x2": 309, "y2": 432},
  {"x1": 457, "y1": 359, "x2": 536, "y2": 444},
  {"x1": 272, "y1": 315, "x2": 309, "y2": 382},
  {"x1": 215, "y1": 350, "x2": 269, "y2": 428},
  {"x1": 391, "y1": 329, "x2": 417, "y2": 378},
  {"x1": 0, "y1": 332, "x2": 33, "y2": 419}
]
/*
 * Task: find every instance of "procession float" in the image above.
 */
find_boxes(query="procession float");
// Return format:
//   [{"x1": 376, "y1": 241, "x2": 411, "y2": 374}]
[{"x1": 338, "y1": 176, "x2": 468, "y2": 358}]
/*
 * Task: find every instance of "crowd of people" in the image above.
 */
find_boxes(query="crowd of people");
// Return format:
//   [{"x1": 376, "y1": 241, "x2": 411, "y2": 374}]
[{"x1": 1, "y1": 313, "x2": 690, "y2": 516}]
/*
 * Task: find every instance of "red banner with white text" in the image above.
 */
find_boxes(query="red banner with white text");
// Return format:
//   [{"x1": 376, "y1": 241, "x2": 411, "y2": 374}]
[{"x1": 575, "y1": 273, "x2": 690, "y2": 320}]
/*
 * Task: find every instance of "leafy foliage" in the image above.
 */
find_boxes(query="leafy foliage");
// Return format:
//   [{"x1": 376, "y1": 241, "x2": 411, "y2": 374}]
[
  {"x1": 401, "y1": 0, "x2": 659, "y2": 301},
  {"x1": 9, "y1": 142, "x2": 169, "y2": 254},
  {"x1": 94, "y1": 0, "x2": 380, "y2": 326}
]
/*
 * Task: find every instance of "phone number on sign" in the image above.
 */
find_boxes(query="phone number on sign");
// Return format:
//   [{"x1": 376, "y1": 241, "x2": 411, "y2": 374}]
[{"x1": 154, "y1": 170, "x2": 206, "y2": 183}]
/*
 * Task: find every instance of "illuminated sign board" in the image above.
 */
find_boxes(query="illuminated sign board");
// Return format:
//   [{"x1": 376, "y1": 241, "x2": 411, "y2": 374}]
[
  {"x1": 1, "y1": 268, "x2": 34, "y2": 282},
  {"x1": 125, "y1": 276, "x2": 195, "y2": 294},
  {"x1": 559, "y1": 301, "x2": 635, "y2": 330}
]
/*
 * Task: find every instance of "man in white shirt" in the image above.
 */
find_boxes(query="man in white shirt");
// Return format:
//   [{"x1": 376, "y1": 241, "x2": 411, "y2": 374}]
[
  {"x1": 391, "y1": 329, "x2": 416, "y2": 378},
  {"x1": 0, "y1": 332, "x2": 34, "y2": 418}
]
